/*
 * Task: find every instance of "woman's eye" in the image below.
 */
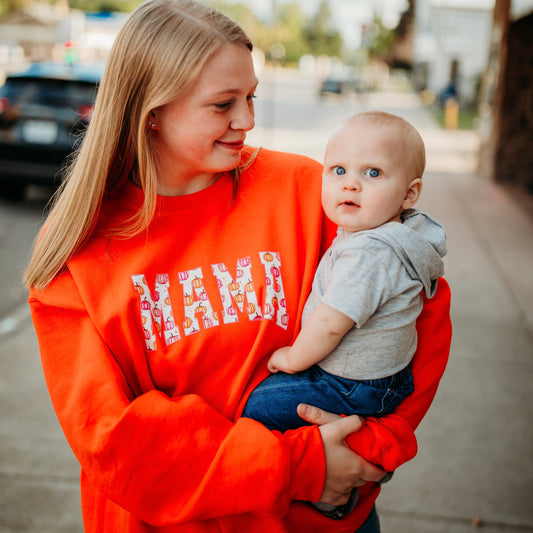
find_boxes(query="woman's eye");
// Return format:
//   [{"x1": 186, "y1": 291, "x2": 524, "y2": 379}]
[
  {"x1": 333, "y1": 166, "x2": 346, "y2": 176},
  {"x1": 364, "y1": 168, "x2": 381, "y2": 178},
  {"x1": 214, "y1": 101, "x2": 232, "y2": 110}
]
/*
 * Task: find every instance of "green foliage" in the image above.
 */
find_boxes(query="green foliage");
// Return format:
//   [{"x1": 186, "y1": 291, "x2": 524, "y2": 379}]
[
  {"x1": 272, "y1": 2, "x2": 308, "y2": 63},
  {"x1": 69, "y1": 0, "x2": 142, "y2": 12},
  {"x1": 210, "y1": 0, "x2": 255, "y2": 24},
  {"x1": 210, "y1": 0, "x2": 342, "y2": 63},
  {"x1": 0, "y1": 0, "x2": 409, "y2": 67},
  {"x1": 0, "y1": 0, "x2": 347, "y2": 65},
  {"x1": 210, "y1": 1, "x2": 265, "y2": 51},
  {"x1": 432, "y1": 105, "x2": 479, "y2": 130},
  {"x1": 0, "y1": 0, "x2": 141, "y2": 15},
  {"x1": 0, "y1": 0, "x2": 35, "y2": 17},
  {"x1": 302, "y1": 0, "x2": 343, "y2": 58},
  {"x1": 366, "y1": 16, "x2": 396, "y2": 62}
]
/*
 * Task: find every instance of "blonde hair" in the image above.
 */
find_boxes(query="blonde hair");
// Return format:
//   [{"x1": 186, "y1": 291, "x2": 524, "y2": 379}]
[
  {"x1": 346, "y1": 111, "x2": 426, "y2": 180},
  {"x1": 24, "y1": 0, "x2": 253, "y2": 289}
]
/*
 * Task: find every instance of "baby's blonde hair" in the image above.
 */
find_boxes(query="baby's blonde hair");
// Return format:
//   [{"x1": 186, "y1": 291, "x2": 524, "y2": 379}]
[
  {"x1": 345, "y1": 111, "x2": 426, "y2": 180},
  {"x1": 25, "y1": 0, "x2": 253, "y2": 289}
]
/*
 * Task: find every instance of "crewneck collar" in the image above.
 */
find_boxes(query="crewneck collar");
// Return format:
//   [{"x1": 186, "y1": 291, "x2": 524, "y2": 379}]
[{"x1": 120, "y1": 172, "x2": 233, "y2": 213}]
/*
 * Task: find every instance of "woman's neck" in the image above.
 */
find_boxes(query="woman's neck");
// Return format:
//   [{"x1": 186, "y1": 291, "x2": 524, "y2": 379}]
[{"x1": 156, "y1": 172, "x2": 223, "y2": 197}]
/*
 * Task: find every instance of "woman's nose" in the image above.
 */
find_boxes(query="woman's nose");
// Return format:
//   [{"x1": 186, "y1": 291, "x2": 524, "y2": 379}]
[{"x1": 231, "y1": 102, "x2": 255, "y2": 131}]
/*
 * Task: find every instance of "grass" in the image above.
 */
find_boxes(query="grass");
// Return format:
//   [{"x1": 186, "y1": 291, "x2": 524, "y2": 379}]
[{"x1": 432, "y1": 105, "x2": 479, "y2": 130}]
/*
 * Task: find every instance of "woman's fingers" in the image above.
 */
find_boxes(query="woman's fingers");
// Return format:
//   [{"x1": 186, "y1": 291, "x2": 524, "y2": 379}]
[
  {"x1": 323, "y1": 413, "x2": 365, "y2": 440},
  {"x1": 297, "y1": 403, "x2": 346, "y2": 426},
  {"x1": 298, "y1": 403, "x2": 386, "y2": 505}
]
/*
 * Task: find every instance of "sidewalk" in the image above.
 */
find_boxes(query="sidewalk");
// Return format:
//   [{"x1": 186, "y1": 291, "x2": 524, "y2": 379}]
[
  {"x1": 251, "y1": 90, "x2": 533, "y2": 530},
  {"x1": 377, "y1": 119, "x2": 533, "y2": 532},
  {"x1": 1, "y1": 91, "x2": 532, "y2": 532}
]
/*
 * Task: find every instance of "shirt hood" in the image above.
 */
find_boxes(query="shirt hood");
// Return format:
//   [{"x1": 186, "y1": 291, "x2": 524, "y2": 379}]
[{"x1": 350, "y1": 209, "x2": 447, "y2": 297}]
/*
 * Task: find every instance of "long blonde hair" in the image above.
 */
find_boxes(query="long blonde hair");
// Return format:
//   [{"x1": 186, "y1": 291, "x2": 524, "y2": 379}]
[{"x1": 24, "y1": 0, "x2": 253, "y2": 290}]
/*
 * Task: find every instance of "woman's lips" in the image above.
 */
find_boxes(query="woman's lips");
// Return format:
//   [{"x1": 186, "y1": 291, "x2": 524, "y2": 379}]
[{"x1": 217, "y1": 140, "x2": 244, "y2": 151}]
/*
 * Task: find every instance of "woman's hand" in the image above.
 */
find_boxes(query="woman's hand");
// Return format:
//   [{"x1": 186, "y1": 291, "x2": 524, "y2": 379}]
[{"x1": 298, "y1": 404, "x2": 386, "y2": 506}]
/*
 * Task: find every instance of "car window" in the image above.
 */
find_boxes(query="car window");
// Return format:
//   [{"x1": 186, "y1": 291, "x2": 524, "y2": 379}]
[{"x1": 1, "y1": 78, "x2": 98, "y2": 108}]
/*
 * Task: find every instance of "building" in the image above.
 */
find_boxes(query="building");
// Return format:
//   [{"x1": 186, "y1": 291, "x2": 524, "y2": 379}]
[
  {"x1": 412, "y1": 0, "x2": 495, "y2": 106},
  {"x1": 478, "y1": 0, "x2": 533, "y2": 193},
  {"x1": 0, "y1": 4, "x2": 126, "y2": 69}
]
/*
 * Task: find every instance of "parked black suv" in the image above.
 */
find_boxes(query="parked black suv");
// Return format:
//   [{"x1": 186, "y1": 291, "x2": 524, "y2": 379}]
[{"x1": 0, "y1": 62, "x2": 104, "y2": 199}]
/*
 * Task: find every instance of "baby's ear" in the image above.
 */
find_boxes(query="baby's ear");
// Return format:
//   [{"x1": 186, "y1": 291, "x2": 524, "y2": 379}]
[{"x1": 402, "y1": 178, "x2": 423, "y2": 209}]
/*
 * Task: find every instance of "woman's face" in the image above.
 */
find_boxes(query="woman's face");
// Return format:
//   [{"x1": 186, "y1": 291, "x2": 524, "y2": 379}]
[{"x1": 152, "y1": 43, "x2": 258, "y2": 196}]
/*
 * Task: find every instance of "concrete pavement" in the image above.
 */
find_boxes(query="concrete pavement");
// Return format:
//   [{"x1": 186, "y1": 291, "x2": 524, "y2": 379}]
[
  {"x1": 1, "y1": 88, "x2": 532, "y2": 532},
  {"x1": 250, "y1": 88, "x2": 533, "y2": 531},
  {"x1": 378, "y1": 110, "x2": 533, "y2": 532}
]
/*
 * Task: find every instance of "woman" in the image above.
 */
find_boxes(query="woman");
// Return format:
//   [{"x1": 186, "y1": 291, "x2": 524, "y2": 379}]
[{"x1": 24, "y1": 1, "x2": 452, "y2": 531}]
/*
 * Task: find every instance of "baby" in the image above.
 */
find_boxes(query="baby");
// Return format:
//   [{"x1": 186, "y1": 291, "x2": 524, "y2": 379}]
[{"x1": 243, "y1": 111, "x2": 447, "y2": 519}]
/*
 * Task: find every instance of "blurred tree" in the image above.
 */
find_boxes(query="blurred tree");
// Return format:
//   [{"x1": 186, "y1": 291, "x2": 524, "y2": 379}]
[
  {"x1": 395, "y1": 0, "x2": 414, "y2": 41},
  {"x1": 367, "y1": 16, "x2": 395, "y2": 63},
  {"x1": 0, "y1": 0, "x2": 39, "y2": 17},
  {"x1": 212, "y1": 1, "x2": 308, "y2": 66},
  {"x1": 302, "y1": 0, "x2": 343, "y2": 57},
  {"x1": 211, "y1": 0, "x2": 255, "y2": 25},
  {"x1": 210, "y1": 1, "x2": 263, "y2": 45},
  {"x1": 69, "y1": 0, "x2": 141, "y2": 12},
  {"x1": 270, "y1": 2, "x2": 307, "y2": 64},
  {"x1": 0, "y1": 0, "x2": 345, "y2": 66},
  {"x1": 0, "y1": 0, "x2": 143, "y2": 15},
  {"x1": 211, "y1": 0, "x2": 344, "y2": 64},
  {"x1": 391, "y1": 0, "x2": 415, "y2": 68}
]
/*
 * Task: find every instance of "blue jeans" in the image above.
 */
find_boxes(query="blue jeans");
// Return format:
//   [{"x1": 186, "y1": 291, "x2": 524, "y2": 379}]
[
  {"x1": 243, "y1": 364, "x2": 413, "y2": 431},
  {"x1": 356, "y1": 506, "x2": 380, "y2": 532}
]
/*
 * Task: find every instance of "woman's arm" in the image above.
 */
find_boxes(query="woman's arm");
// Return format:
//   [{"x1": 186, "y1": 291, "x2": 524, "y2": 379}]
[
  {"x1": 344, "y1": 279, "x2": 452, "y2": 471},
  {"x1": 30, "y1": 272, "x2": 328, "y2": 525}
]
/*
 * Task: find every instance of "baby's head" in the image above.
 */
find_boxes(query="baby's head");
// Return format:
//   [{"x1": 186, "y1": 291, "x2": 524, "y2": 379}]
[{"x1": 322, "y1": 111, "x2": 426, "y2": 233}]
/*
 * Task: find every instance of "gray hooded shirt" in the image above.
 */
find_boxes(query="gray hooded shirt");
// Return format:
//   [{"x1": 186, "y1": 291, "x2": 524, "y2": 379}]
[{"x1": 302, "y1": 209, "x2": 447, "y2": 380}]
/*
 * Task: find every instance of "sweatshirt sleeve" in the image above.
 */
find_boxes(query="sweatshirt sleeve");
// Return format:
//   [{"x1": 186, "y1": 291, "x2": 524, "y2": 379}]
[
  {"x1": 29, "y1": 272, "x2": 326, "y2": 526},
  {"x1": 345, "y1": 278, "x2": 452, "y2": 471}
]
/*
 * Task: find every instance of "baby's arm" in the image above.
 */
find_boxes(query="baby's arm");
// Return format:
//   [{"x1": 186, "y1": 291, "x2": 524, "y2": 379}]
[{"x1": 268, "y1": 303, "x2": 354, "y2": 374}]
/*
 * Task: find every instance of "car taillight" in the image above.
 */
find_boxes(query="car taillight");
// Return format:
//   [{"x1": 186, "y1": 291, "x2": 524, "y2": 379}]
[
  {"x1": 78, "y1": 104, "x2": 94, "y2": 121},
  {"x1": 0, "y1": 97, "x2": 8, "y2": 113}
]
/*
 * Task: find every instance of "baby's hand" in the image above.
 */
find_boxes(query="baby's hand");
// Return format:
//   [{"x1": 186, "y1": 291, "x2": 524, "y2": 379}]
[{"x1": 267, "y1": 346, "x2": 294, "y2": 374}]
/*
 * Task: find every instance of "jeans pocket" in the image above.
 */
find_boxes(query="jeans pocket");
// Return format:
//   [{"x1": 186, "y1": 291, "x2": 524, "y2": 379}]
[
  {"x1": 336, "y1": 380, "x2": 391, "y2": 417},
  {"x1": 378, "y1": 388, "x2": 406, "y2": 415}
]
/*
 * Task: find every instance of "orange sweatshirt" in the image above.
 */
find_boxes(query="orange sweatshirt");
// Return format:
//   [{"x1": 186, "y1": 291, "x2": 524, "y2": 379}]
[{"x1": 29, "y1": 147, "x2": 452, "y2": 532}]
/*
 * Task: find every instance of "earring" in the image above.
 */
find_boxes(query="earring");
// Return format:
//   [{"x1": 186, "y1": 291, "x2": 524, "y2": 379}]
[{"x1": 148, "y1": 119, "x2": 157, "y2": 130}]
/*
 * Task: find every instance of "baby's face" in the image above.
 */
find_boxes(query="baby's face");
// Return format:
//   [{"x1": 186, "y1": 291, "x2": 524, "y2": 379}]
[{"x1": 321, "y1": 118, "x2": 420, "y2": 233}]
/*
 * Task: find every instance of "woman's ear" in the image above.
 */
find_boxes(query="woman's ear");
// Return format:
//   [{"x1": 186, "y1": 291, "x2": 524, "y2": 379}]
[
  {"x1": 402, "y1": 178, "x2": 423, "y2": 209},
  {"x1": 147, "y1": 111, "x2": 158, "y2": 131}
]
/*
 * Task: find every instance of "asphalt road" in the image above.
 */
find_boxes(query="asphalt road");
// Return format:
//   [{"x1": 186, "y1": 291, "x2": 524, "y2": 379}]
[{"x1": 0, "y1": 187, "x2": 51, "y2": 321}]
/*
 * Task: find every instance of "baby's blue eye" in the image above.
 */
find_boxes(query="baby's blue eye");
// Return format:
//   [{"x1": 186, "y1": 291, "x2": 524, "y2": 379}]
[
  {"x1": 333, "y1": 166, "x2": 346, "y2": 176},
  {"x1": 364, "y1": 168, "x2": 380, "y2": 178}
]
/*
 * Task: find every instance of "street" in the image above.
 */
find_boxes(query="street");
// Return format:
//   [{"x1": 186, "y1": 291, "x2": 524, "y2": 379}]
[
  {"x1": 0, "y1": 189, "x2": 49, "y2": 321},
  {"x1": 1, "y1": 68, "x2": 533, "y2": 532}
]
